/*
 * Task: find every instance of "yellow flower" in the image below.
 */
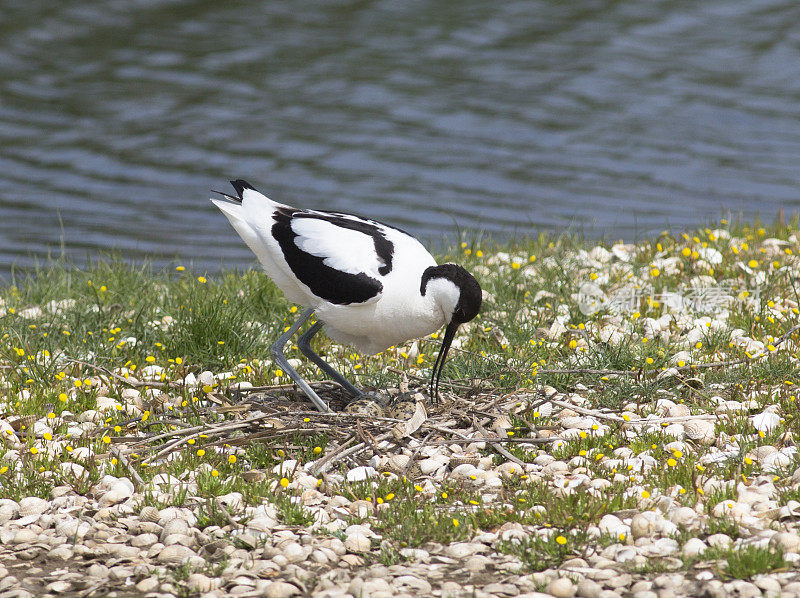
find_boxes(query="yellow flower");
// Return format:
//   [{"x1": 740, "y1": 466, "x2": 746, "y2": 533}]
[
  {"x1": 280, "y1": 478, "x2": 289, "y2": 488},
  {"x1": 313, "y1": 446, "x2": 322, "y2": 454},
  {"x1": 414, "y1": 485, "x2": 424, "y2": 492},
  {"x1": 188, "y1": 438, "x2": 195, "y2": 445},
  {"x1": 176, "y1": 266, "x2": 185, "y2": 271},
  {"x1": 385, "y1": 493, "x2": 395, "y2": 501},
  {"x1": 102, "y1": 436, "x2": 111, "y2": 444},
  {"x1": 511, "y1": 262, "x2": 520, "y2": 270},
  {"x1": 211, "y1": 469, "x2": 219, "y2": 477},
  {"x1": 667, "y1": 458, "x2": 677, "y2": 467},
  {"x1": 555, "y1": 535, "x2": 567, "y2": 545},
  {"x1": 275, "y1": 369, "x2": 284, "y2": 378},
  {"x1": 197, "y1": 449, "x2": 205, "y2": 457},
  {"x1": 441, "y1": 492, "x2": 448, "y2": 499},
  {"x1": 589, "y1": 272, "x2": 598, "y2": 280},
  {"x1": 146, "y1": 355, "x2": 155, "y2": 363},
  {"x1": 641, "y1": 490, "x2": 650, "y2": 499},
  {"x1": 43, "y1": 432, "x2": 52, "y2": 441},
  {"x1": 646, "y1": 357, "x2": 654, "y2": 365},
  {"x1": 228, "y1": 455, "x2": 237, "y2": 464},
  {"x1": 202, "y1": 384, "x2": 213, "y2": 393},
  {"x1": 748, "y1": 259, "x2": 759, "y2": 268},
  {"x1": 452, "y1": 519, "x2": 459, "y2": 527},
  {"x1": 618, "y1": 533, "x2": 626, "y2": 541},
  {"x1": 197, "y1": 276, "x2": 207, "y2": 283},
  {"x1": 376, "y1": 497, "x2": 384, "y2": 505},
  {"x1": 568, "y1": 339, "x2": 577, "y2": 350},
  {"x1": 30, "y1": 447, "x2": 39, "y2": 455},
  {"x1": 650, "y1": 268, "x2": 660, "y2": 277}
]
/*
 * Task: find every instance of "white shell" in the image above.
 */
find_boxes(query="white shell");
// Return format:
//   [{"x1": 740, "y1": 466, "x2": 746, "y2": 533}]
[
  {"x1": 18, "y1": 496, "x2": 48, "y2": 517},
  {"x1": 344, "y1": 532, "x2": 371, "y2": 553}
]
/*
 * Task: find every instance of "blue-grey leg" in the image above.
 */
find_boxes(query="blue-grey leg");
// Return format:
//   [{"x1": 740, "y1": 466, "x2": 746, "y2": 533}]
[
  {"x1": 298, "y1": 321, "x2": 363, "y2": 398},
  {"x1": 270, "y1": 307, "x2": 329, "y2": 413}
]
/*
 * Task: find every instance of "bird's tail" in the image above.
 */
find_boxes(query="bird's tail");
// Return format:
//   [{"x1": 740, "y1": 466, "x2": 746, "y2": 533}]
[{"x1": 210, "y1": 179, "x2": 286, "y2": 239}]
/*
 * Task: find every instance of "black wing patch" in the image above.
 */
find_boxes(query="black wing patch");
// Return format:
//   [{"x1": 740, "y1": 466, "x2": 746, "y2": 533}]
[{"x1": 272, "y1": 208, "x2": 390, "y2": 305}]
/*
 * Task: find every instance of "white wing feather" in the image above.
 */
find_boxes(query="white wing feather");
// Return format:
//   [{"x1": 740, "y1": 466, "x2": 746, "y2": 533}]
[{"x1": 291, "y1": 217, "x2": 384, "y2": 277}]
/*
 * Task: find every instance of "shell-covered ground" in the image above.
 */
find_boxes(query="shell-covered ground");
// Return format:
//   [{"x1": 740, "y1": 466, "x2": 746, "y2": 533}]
[{"x1": 1, "y1": 219, "x2": 800, "y2": 597}]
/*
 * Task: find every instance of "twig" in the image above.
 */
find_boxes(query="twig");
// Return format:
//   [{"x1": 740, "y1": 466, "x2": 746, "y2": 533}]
[
  {"x1": 67, "y1": 358, "x2": 169, "y2": 389},
  {"x1": 213, "y1": 498, "x2": 242, "y2": 528},
  {"x1": 110, "y1": 447, "x2": 145, "y2": 489},
  {"x1": 538, "y1": 367, "x2": 637, "y2": 376},
  {"x1": 474, "y1": 419, "x2": 526, "y2": 467},
  {"x1": 401, "y1": 431, "x2": 433, "y2": 477},
  {"x1": 547, "y1": 398, "x2": 625, "y2": 422},
  {"x1": 309, "y1": 437, "x2": 357, "y2": 475},
  {"x1": 426, "y1": 436, "x2": 560, "y2": 445},
  {"x1": 313, "y1": 441, "x2": 366, "y2": 475}
]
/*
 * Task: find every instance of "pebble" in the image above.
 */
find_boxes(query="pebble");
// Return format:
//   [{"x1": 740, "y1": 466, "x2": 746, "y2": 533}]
[
  {"x1": 157, "y1": 544, "x2": 196, "y2": 564},
  {"x1": 682, "y1": 537, "x2": 707, "y2": 558},
  {"x1": 344, "y1": 533, "x2": 371, "y2": 553},
  {"x1": 394, "y1": 575, "x2": 432, "y2": 594},
  {"x1": 576, "y1": 579, "x2": 603, "y2": 598},
  {"x1": 5, "y1": 267, "x2": 800, "y2": 598},
  {"x1": 17, "y1": 497, "x2": 48, "y2": 517},
  {"x1": 706, "y1": 534, "x2": 732, "y2": 549},
  {"x1": 547, "y1": 577, "x2": 576, "y2": 598}
]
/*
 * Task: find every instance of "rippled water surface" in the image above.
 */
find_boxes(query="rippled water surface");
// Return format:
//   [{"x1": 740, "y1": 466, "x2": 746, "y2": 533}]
[{"x1": 2, "y1": 0, "x2": 800, "y2": 275}]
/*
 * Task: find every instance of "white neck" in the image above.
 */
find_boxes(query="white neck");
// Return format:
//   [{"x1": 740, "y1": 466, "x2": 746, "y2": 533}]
[{"x1": 424, "y1": 277, "x2": 460, "y2": 324}]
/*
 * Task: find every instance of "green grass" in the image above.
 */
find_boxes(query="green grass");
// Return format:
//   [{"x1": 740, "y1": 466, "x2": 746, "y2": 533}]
[
  {"x1": 2, "y1": 216, "x2": 800, "y2": 580},
  {"x1": 717, "y1": 544, "x2": 787, "y2": 579}
]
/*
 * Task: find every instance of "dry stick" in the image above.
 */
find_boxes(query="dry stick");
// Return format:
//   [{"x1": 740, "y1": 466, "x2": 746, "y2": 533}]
[
  {"x1": 401, "y1": 430, "x2": 434, "y2": 477},
  {"x1": 538, "y1": 367, "x2": 638, "y2": 376},
  {"x1": 213, "y1": 498, "x2": 242, "y2": 529},
  {"x1": 547, "y1": 398, "x2": 626, "y2": 422},
  {"x1": 110, "y1": 447, "x2": 145, "y2": 489},
  {"x1": 227, "y1": 381, "x2": 341, "y2": 394},
  {"x1": 420, "y1": 423, "x2": 473, "y2": 440},
  {"x1": 313, "y1": 441, "x2": 366, "y2": 475},
  {"x1": 473, "y1": 419, "x2": 526, "y2": 467},
  {"x1": 547, "y1": 397, "x2": 717, "y2": 425},
  {"x1": 67, "y1": 358, "x2": 170, "y2": 389},
  {"x1": 315, "y1": 432, "x2": 395, "y2": 475},
  {"x1": 386, "y1": 367, "x2": 474, "y2": 390},
  {"x1": 309, "y1": 437, "x2": 357, "y2": 475},
  {"x1": 132, "y1": 412, "x2": 282, "y2": 447},
  {"x1": 426, "y1": 436, "x2": 559, "y2": 445}
]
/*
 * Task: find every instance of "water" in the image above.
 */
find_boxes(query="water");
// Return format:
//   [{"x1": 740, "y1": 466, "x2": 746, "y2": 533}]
[{"x1": 1, "y1": 0, "x2": 800, "y2": 276}]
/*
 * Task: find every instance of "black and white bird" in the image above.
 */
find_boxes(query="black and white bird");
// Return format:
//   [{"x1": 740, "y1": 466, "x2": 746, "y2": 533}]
[{"x1": 211, "y1": 180, "x2": 482, "y2": 413}]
